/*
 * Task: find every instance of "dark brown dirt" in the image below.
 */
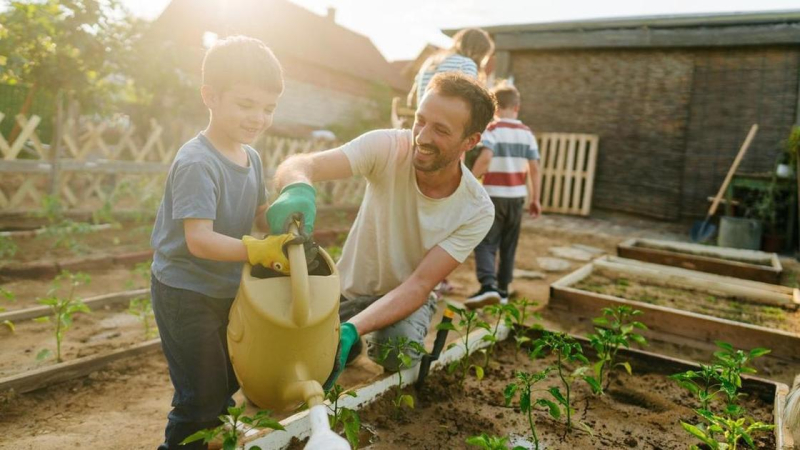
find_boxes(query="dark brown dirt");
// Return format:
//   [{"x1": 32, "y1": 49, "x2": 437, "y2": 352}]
[{"x1": 357, "y1": 340, "x2": 778, "y2": 450}]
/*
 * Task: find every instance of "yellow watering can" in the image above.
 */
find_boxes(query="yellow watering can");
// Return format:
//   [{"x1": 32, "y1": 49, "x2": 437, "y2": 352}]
[{"x1": 228, "y1": 225, "x2": 350, "y2": 449}]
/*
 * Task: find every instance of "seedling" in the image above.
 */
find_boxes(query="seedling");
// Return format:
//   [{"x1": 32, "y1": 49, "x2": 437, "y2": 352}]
[
  {"x1": 681, "y1": 408, "x2": 774, "y2": 450},
  {"x1": 713, "y1": 341, "x2": 770, "y2": 416},
  {"x1": 325, "y1": 384, "x2": 361, "y2": 449},
  {"x1": 1, "y1": 287, "x2": 16, "y2": 332},
  {"x1": 181, "y1": 404, "x2": 285, "y2": 449},
  {"x1": 504, "y1": 367, "x2": 558, "y2": 450},
  {"x1": 585, "y1": 306, "x2": 648, "y2": 394},
  {"x1": 0, "y1": 235, "x2": 17, "y2": 259},
  {"x1": 504, "y1": 298, "x2": 541, "y2": 360},
  {"x1": 480, "y1": 303, "x2": 516, "y2": 368},
  {"x1": 439, "y1": 304, "x2": 488, "y2": 387},
  {"x1": 466, "y1": 433, "x2": 525, "y2": 450},
  {"x1": 35, "y1": 195, "x2": 94, "y2": 254},
  {"x1": 36, "y1": 271, "x2": 91, "y2": 362},
  {"x1": 376, "y1": 336, "x2": 426, "y2": 413},
  {"x1": 671, "y1": 364, "x2": 725, "y2": 412},
  {"x1": 531, "y1": 331, "x2": 592, "y2": 433},
  {"x1": 126, "y1": 261, "x2": 156, "y2": 339}
]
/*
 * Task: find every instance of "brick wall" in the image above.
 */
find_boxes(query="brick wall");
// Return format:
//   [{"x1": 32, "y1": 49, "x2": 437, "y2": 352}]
[{"x1": 510, "y1": 46, "x2": 799, "y2": 220}]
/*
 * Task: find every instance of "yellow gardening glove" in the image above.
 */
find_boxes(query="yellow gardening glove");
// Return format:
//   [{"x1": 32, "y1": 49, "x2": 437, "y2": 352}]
[{"x1": 242, "y1": 234, "x2": 301, "y2": 275}]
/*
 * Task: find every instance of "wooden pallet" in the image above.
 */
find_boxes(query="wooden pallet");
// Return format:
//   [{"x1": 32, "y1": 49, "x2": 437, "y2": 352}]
[{"x1": 537, "y1": 133, "x2": 599, "y2": 216}]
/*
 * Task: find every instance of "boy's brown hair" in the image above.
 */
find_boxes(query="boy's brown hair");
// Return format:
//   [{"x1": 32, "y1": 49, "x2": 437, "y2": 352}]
[
  {"x1": 202, "y1": 35, "x2": 284, "y2": 94},
  {"x1": 426, "y1": 72, "x2": 497, "y2": 137},
  {"x1": 492, "y1": 81, "x2": 520, "y2": 110}
]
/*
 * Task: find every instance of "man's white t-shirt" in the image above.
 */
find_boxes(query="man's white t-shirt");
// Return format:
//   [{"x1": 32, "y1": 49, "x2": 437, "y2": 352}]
[{"x1": 336, "y1": 129, "x2": 495, "y2": 300}]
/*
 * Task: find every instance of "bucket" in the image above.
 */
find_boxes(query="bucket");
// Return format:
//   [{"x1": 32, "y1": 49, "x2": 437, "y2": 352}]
[{"x1": 717, "y1": 216, "x2": 762, "y2": 250}]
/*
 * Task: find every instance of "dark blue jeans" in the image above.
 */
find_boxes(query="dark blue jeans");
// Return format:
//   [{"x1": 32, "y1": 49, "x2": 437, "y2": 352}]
[
  {"x1": 151, "y1": 273, "x2": 239, "y2": 450},
  {"x1": 474, "y1": 197, "x2": 525, "y2": 291}
]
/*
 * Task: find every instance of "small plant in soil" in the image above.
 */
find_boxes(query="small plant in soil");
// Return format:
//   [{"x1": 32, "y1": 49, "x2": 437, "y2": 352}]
[
  {"x1": 35, "y1": 271, "x2": 91, "y2": 362},
  {"x1": 36, "y1": 195, "x2": 94, "y2": 254},
  {"x1": 504, "y1": 367, "x2": 559, "y2": 450},
  {"x1": 712, "y1": 341, "x2": 771, "y2": 416},
  {"x1": 376, "y1": 336, "x2": 427, "y2": 413},
  {"x1": 671, "y1": 364, "x2": 725, "y2": 412},
  {"x1": 440, "y1": 304, "x2": 488, "y2": 387},
  {"x1": 585, "y1": 306, "x2": 648, "y2": 394},
  {"x1": 0, "y1": 234, "x2": 18, "y2": 259},
  {"x1": 466, "y1": 433, "x2": 525, "y2": 450},
  {"x1": 1, "y1": 287, "x2": 16, "y2": 332},
  {"x1": 682, "y1": 409, "x2": 774, "y2": 450},
  {"x1": 504, "y1": 298, "x2": 542, "y2": 360},
  {"x1": 531, "y1": 331, "x2": 592, "y2": 434},
  {"x1": 126, "y1": 261, "x2": 156, "y2": 339},
  {"x1": 325, "y1": 384, "x2": 361, "y2": 449},
  {"x1": 479, "y1": 303, "x2": 515, "y2": 368},
  {"x1": 181, "y1": 404, "x2": 285, "y2": 449}
]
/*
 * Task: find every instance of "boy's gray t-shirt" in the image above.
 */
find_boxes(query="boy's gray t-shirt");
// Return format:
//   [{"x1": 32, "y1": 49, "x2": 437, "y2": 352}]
[{"x1": 151, "y1": 134, "x2": 267, "y2": 299}]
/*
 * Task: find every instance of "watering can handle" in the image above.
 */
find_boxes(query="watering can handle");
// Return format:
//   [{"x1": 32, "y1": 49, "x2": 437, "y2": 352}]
[{"x1": 287, "y1": 222, "x2": 311, "y2": 327}]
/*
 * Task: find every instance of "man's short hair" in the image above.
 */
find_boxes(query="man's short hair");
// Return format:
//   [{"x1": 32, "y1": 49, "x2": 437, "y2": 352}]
[
  {"x1": 202, "y1": 35, "x2": 284, "y2": 94},
  {"x1": 492, "y1": 81, "x2": 520, "y2": 109},
  {"x1": 426, "y1": 72, "x2": 497, "y2": 137}
]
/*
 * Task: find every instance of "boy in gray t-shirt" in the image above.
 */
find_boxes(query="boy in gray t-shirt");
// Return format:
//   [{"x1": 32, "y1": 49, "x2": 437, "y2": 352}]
[{"x1": 149, "y1": 36, "x2": 313, "y2": 449}]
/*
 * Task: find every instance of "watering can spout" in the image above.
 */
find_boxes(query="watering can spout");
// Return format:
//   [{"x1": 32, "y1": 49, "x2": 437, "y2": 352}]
[{"x1": 288, "y1": 223, "x2": 311, "y2": 327}]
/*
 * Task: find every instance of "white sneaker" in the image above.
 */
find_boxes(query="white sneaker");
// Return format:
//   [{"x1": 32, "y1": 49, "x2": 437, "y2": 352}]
[{"x1": 464, "y1": 285, "x2": 502, "y2": 309}]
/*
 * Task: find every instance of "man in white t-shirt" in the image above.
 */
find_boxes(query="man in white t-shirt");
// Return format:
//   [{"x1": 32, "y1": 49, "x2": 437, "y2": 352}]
[{"x1": 267, "y1": 72, "x2": 497, "y2": 387}]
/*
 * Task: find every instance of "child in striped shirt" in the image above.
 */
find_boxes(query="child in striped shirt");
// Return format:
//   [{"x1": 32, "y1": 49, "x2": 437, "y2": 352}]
[{"x1": 466, "y1": 81, "x2": 541, "y2": 308}]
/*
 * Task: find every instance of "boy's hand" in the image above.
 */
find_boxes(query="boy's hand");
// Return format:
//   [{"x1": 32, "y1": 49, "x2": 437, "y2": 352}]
[
  {"x1": 323, "y1": 322, "x2": 359, "y2": 391},
  {"x1": 242, "y1": 234, "x2": 302, "y2": 274},
  {"x1": 267, "y1": 182, "x2": 316, "y2": 235},
  {"x1": 529, "y1": 199, "x2": 542, "y2": 219}
]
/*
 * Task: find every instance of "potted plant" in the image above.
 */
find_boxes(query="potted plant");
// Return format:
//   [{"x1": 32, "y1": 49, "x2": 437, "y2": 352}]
[{"x1": 745, "y1": 176, "x2": 783, "y2": 252}]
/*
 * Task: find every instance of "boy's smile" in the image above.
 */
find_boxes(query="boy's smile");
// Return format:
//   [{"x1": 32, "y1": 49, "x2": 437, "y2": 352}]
[{"x1": 202, "y1": 83, "x2": 281, "y2": 148}]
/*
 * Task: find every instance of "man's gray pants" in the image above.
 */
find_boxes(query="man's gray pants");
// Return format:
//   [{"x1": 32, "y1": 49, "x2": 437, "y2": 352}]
[{"x1": 339, "y1": 292, "x2": 438, "y2": 372}]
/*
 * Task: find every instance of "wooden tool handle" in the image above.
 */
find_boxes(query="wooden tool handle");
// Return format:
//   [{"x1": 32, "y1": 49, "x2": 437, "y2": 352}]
[{"x1": 707, "y1": 124, "x2": 759, "y2": 218}]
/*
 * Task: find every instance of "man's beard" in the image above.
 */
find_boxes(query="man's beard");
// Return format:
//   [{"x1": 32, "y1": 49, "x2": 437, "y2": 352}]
[{"x1": 413, "y1": 143, "x2": 451, "y2": 172}]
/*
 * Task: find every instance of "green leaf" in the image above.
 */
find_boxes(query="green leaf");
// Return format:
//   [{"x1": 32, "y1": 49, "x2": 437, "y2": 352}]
[
  {"x1": 619, "y1": 361, "x2": 632, "y2": 375},
  {"x1": 399, "y1": 394, "x2": 414, "y2": 409},
  {"x1": 36, "y1": 348, "x2": 52, "y2": 361},
  {"x1": 472, "y1": 365, "x2": 484, "y2": 381},
  {"x1": 2, "y1": 319, "x2": 14, "y2": 333},
  {"x1": 583, "y1": 376, "x2": 602, "y2": 394},
  {"x1": 536, "y1": 398, "x2": 561, "y2": 419},
  {"x1": 504, "y1": 383, "x2": 518, "y2": 405},
  {"x1": 549, "y1": 387, "x2": 567, "y2": 406},
  {"x1": 749, "y1": 347, "x2": 771, "y2": 358},
  {"x1": 681, "y1": 422, "x2": 718, "y2": 448},
  {"x1": 436, "y1": 322, "x2": 457, "y2": 332}
]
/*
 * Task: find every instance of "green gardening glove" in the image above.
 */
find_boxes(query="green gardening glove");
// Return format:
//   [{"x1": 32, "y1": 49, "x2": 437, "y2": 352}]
[
  {"x1": 267, "y1": 182, "x2": 317, "y2": 235},
  {"x1": 323, "y1": 322, "x2": 359, "y2": 391}
]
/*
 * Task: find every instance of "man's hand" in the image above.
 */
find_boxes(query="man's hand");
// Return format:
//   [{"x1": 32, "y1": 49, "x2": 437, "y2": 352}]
[
  {"x1": 323, "y1": 322, "x2": 359, "y2": 391},
  {"x1": 267, "y1": 182, "x2": 317, "y2": 235},
  {"x1": 242, "y1": 234, "x2": 302, "y2": 274},
  {"x1": 529, "y1": 199, "x2": 542, "y2": 219}
]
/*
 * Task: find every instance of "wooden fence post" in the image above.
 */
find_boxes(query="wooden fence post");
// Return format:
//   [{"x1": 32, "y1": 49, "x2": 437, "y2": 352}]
[{"x1": 48, "y1": 91, "x2": 64, "y2": 197}]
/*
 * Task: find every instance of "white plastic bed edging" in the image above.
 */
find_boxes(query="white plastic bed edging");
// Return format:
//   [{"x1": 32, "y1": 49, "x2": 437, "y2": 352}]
[{"x1": 242, "y1": 323, "x2": 512, "y2": 449}]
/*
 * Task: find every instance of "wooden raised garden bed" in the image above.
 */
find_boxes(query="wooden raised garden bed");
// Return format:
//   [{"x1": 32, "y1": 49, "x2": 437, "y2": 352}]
[
  {"x1": 246, "y1": 327, "x2": 791, "y2": 449},
  {"x1": 617, "y1": 238, "x2": 783, "y2": 284},
  {"x1": 550, "y1": 256, "x2": 800, "y2": 363}
]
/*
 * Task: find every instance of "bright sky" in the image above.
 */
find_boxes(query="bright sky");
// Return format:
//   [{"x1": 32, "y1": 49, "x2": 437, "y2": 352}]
[{"x1": 123, "y1": 0, "x2": 800, "y2": 62}]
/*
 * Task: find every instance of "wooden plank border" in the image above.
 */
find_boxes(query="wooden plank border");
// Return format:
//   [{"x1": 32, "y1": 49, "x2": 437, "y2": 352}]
[{"x1": 618, "y1": 238, "x2": 783, "y2": 284}]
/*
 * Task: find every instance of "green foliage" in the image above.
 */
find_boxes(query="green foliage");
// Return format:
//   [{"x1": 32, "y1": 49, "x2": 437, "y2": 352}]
[
  {"x1": 681, "y1": 409, "x2": 774, "y2": 450},
  {"x1": 504, "y1": 368, "x2": 556, "y2": 450},
  {"x1": 503, "y1": 298, "x2": 541, "y2": 360},
  {"x1": 1, "y1": 287, "x2": 16, "y2": 332},
  {"x1": 0, "y1": 235, "x2": 18, "y2": 259},
  {"x1": 671, "y1": 364, "x2": 726, "y2": 412},
  {"x1": 376, "y1": 336, "x2": 426, "y2": 413},
  {"x1": 480, "y1": 303, "x2": 517, "y2": 368},
  {"x1": 180, "y1": 404, "x2": 284, "y2": 450},
  {"x1": 466, "y1": 433, "x2": 526, "y2": 450},
  {"x1": 36, "y1": 195, "x2": 95, "y2": 254},
  {"x1": 36, "y1": 271, "x2": 91, "y2": 362},
  {"x1": 439, "y1": 304, "x2": 488, "y2": 387},
  {"x1": 0, "y1": 0, "x2": 137, "y2": 114},
  {"x1": 325, "y1": 384, "x2": 361, "y2": 449},
  {"x1": 584, "y1": 306, "x2": 647, "y2": 394},
  {"x1": 125, "y1": 260, "x2": 155, "y2": 338},
  {"x1": 531, "y1": 331, "x2": 592, "y2": 433}
]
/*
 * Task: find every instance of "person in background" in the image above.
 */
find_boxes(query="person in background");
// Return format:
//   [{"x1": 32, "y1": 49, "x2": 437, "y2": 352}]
[
  {"x1": 465, "y1": 81, "x2": 542, "y2": 308},
  {"x1": 407, "y1": 28, "x2": 495, "y2": 108}
]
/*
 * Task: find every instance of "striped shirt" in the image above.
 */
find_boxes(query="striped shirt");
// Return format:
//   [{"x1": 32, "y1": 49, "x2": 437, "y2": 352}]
[
  {"x1": 415, "y1": 54, "x2": 478, "y2": 102},
  {"x1": 480, "y1": 119, "x2": 540, "y2": 198}
]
